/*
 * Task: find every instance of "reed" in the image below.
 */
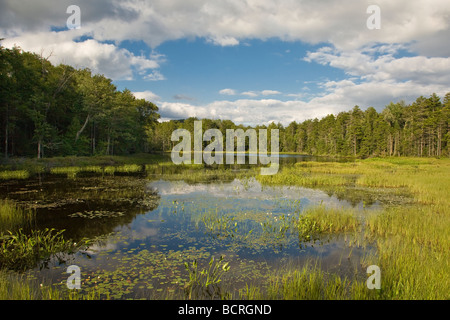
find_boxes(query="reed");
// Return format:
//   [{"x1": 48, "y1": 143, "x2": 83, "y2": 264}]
[
  {"x1": 0, "y1": 200, "x2": 35, "y2": 232},
  {"x1": 0, "y1": 228, "x2": 91, "y2": 271},
  {"x1": 0, "y1": 269, "x2": 103, "y2": 300}
]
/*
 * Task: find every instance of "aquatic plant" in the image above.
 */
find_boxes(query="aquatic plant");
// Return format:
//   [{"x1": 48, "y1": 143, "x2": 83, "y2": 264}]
[
  {"x1": 198, "y1": 211, "x2": 238, "y2": 239},
  {"x1": 184, "y1": 255, "x2": 231, "y2": 299},
  {"x1": 0, "y1": 200, "x2": 35, "y2": 232},
  {"x1": 0, "y1": 228, "x2": 91, "y2": 271}
]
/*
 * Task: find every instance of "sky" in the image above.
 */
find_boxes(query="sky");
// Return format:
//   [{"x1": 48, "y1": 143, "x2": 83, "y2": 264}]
[{"x1": 1, "y1": 0, "x2": 449, "y2": 126}]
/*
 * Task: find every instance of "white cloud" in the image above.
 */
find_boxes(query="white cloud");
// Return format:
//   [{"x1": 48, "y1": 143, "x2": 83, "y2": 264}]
[
  {"x1": 158, "y1": 98, "x2": 338, "y2": 126},
  {"x1": 241, "y1": 91, "x2": 259, "y2": 97},
  {"x1": 1, "y1": 31, "x2": 164, "y2": 81},
  {"x1": 305, "y1": 45, "x2": 450, "y2": 85},
  {"x1": 228, "y1": 90, "x2": 283, "y2": 97},
  {"x1": 261, "y1": 90, "x2": 282, "y2": 96},
  {"x1": 133, "y1": 90, "x2": 161, "y2": 102},
  {"x1": 159, "y1": 78, "x2": 449, "y2": 126},
  {"x1": 206, "y1": 36, "x2": 239, "y2": 46},
  {"x1": 219, "y1": 88, "x2": 237, "y2": 95},
  {"x1": 2, "y1": 0, "x2": 449, "y2": 54}
]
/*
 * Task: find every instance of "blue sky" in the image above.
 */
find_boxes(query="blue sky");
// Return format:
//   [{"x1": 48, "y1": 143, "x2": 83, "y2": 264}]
[
  {"x1": 1, "y1": 0, "x2": 449, "y2": 125},
  {"x1": 115, "y1": 38, "x2": 345, "y2": 104}
]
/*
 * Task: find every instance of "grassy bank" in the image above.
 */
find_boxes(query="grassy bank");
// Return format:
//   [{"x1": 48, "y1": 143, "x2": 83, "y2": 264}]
[{"x1": 0, "y1": 153, "x2": 166, "y2": 176}]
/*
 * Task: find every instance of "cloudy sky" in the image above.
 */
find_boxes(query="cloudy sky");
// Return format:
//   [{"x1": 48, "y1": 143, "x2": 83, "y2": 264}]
[{"x1": 1, "y1": 0, "x2": 449, "y2": 125}]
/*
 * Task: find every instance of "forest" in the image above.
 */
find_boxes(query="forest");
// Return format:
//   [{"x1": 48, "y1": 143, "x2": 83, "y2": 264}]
[{"x1": 1, "y1": 45, "x2": 450, "y2": 159}]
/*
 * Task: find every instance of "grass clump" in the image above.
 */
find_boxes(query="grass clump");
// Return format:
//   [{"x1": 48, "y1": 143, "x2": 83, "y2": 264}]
[
  {"x1": 299, "y1": 206, "x2": 361, "y2": 234},
  {"x1": 240, "y1": 260, "x2": 378, "y2": 300},
  {"x1": 0, "y1": 170, "x2": 30, "y2": 180},
  {"x1": 184, "y1": 255, "x2": 231, "y2": 299},
  {"x1": 257, "y1": 166, "x2": 350, "y2": 187},
  {"x1": 0, "y1": 228, "x2": 91, "y2": 272},
  {"x1": 0, "y1": 200, "x2": 35, "y2": 232},
  {"x1": 0, "y1": 269, "x2": 103, "y2": 300}
]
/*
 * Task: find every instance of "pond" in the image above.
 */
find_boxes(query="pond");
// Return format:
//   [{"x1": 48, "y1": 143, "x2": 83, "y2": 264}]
[{"x1": 0, "y1": 156, "x2": 411, "y2": 299}]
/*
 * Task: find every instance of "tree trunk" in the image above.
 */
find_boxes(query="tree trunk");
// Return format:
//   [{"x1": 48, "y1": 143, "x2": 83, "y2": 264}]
[
  {"x1": 4, "y1": 122, "x2": 8, "y2": 159},
  {"x1": 388, "y1": 134, "x2": 393, "y2": 156},
  {"x1": 106, "y1": 134, "x2": 111, "y2": 155},
  {"x1": 75, "y1": 114, "x2": 90, "y2": 142},
  {"x1": 37, "y1": 139, "x2": 41, "y2": 159}
]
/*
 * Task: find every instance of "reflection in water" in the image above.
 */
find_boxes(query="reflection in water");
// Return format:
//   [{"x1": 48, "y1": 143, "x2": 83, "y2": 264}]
[{"x1": 150, "y1": 178, "x2": 382, "y2": 211}]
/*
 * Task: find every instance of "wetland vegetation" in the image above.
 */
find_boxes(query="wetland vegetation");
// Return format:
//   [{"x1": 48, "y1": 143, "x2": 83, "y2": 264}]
[{"x1": 0, "y1": 154, "x2": 448, "y2": 300}]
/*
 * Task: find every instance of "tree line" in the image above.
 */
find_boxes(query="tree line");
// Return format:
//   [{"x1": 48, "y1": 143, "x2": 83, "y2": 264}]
[
  {"x1": 1, "y1": 45, "x2": 159, "y2": 159},
  {"x1": 1, "y1": 45, "x2": 449, "y2": 159},
  {"x1": 150, "y1": 95, "x2": 450, "y2": 158}
]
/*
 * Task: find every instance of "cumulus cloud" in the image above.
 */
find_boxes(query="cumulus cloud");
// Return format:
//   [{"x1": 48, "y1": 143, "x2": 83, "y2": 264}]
[
  {"x1": 1, "y1": 0, "x2": 449, "y2": 53},
  {"x1": 241, "y1": 91, "x2": 259, "y2": 97},
  {"x1": 223, "y1": 90, "x2": 282, "y2": 97},
  {"x1": 1, "y1": 31, "x2": 163, "y2": 81},
  {"x1": 304, "y1": 45, "x2": 450, "y2": 85},
  {"x1": 158, "y1": 99, "x2": 338, "y2": 126},
  {"x1": 261, "y1": 90, "x2": 282, "y2": 96},
  {"x1": 219, "y1": 88, "x2": 237, "y2": 95},
  {"x1": 133, "y1": 91, "x2": 161, "y2": 102}
]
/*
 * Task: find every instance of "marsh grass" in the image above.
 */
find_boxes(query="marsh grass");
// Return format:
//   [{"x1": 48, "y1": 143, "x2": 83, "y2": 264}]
[
  {"x1": 0, "y1": 170, "x2": 30, "y2": 180},
  {"x1": 299, "y1": 206, "x2": 362, "y2": 234},
  {"x1": 154, "y1": 167, "x2": 252, "y2": 183},
  {"x1": 257, "y1": 166, "x2": 350, "y2": 187},
  {"x1": 0, "y1": 269, "x2": 102, "y2": 300},
  {"x1": 0, "y1": 228, "x2": 91, "y2": 271},
  {"x1": 196, "y1": 211, "x2": 239, "y2": 239},
  {"x1": 247, "y1": 157, "x2": 450, "y2": 300},
  {"x1": 50, "y1": 164, "x2": 143, "y2": 178},
  {"x1": 0, "y1": 153, "x2": 163, "y2": 170},
  {"x1": 0, "y1": 200, "x2": 35, "y2": 232},
  {"x1": 239, "y1": 259, "x2": 380, "y2": 300}
]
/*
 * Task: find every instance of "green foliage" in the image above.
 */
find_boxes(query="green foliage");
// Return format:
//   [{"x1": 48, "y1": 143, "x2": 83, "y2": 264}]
[
  {"x1": 0, "y1": 228, "x2": 91, "y2": 271},
  {"x1": 184, "y1": 255, "x2": 231, "y2": 299},
  {"x1": 0, "y1": 45, "x2": 159, "y2": 159},
  {"x1": 0, "y1": 200, "x2": 34, "y2": 232}
]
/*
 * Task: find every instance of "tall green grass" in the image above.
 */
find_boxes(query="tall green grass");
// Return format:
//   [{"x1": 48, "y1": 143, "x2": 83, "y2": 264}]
[
  {"x1": 0, "y1": 200, "x2": 35, "y2": 232},
  {"x1": 0, "y1": 269, "x2": 103, "y2": 300},
  {"x1": 239, "y1": 260, "x2": 379, "y2": 300},
  {"x1": 50, "y1": 164, "x2": 142, "y2": 178},
  {"x1": 0, "y1": 228, "x2": 91, "y2": 271}
]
